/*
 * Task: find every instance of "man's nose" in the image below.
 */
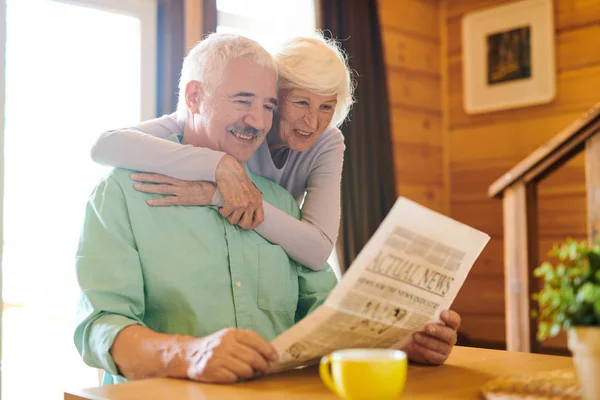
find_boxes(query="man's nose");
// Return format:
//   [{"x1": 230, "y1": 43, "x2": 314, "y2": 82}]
[{"x1": 243, "y1": 103, "x2": 269, "y2": 132}]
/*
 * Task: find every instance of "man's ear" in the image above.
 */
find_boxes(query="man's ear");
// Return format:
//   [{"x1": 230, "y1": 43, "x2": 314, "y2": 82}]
[{"x1": 185, "y1": 80, "x2": 204, "y2": 114}]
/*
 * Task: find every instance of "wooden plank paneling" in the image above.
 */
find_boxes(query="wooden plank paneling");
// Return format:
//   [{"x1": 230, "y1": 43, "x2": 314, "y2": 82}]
[
  {"x1": 392, "y1": 142, "x2": 444, "y2": 185},
  {"x1": 470, "y1": 237, "x2": 504, "y2": 277},
  {"x1": 538, "y1": 193, "x2": 588, "y2": 236},
  {"x1": 556, "y1": 0, "x2": 600, "y2": 30},
  {"x1": 446, "y1": 17, "x2": 462, "y2": 57},
  {"x1": 446, "y1": 0, "x2": 514, "y2": 20},
  {"x1": 450, "y1": 113, "x2": 583, "y2": 163},
  {"x1": 448, "y1": 63, "x2": 600, "y2": 129},
  {"x1": 388, "y1": 70, "x2": 441, "y2": 112},
  {"x1": 381, "y1": 29, "x2": 441, "y2": 76},
  {"x1": 390, "y1": 107, "x2": 442, "y2": 147},
  {"x1": 558, "y1": 25, "x2": 600, "y2": 72},
  {"x1": 378, "y1": 0, "x2": 440, "y2": 40},
  {"x1": 447, "y1": 0, "x2": 600, "y2": 29},
  {"x1": 453, "y1": 276, "x2": 505, "y2": 315},
  {"x1": 397, "y1": 184, "x2": 445, "y2": 213},
  {"x1": 459, "y1": 314, "x2": 506, "y2": 343},
  {"x1": 452, "y1": 199, "x2": 503, "y2": 237},
  {"x1": 381, "y1": 0, "x2": 446, "y2": 218}
]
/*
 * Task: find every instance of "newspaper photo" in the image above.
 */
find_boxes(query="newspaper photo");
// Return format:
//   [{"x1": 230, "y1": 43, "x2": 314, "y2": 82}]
[{"x1": 269, "y1": 197, "x2": 491, "y2": 373}]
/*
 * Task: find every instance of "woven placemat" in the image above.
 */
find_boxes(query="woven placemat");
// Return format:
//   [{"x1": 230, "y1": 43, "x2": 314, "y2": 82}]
[{"x1": 480, "y1": 370, "x2": 581, "y2": 400}]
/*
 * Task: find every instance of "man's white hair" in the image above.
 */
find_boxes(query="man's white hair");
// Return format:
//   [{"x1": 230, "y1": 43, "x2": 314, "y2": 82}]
[
  {"x1": 274, "y1": 32, "x2": 356, "y2": 128},
  {"x1": 177, "y1": 32, "x2": 277, "y2": 121}
]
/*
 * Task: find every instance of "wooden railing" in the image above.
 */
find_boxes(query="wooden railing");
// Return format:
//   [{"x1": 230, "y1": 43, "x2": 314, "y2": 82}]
[{"x1": 488, "y1": 103, "x2": 600, "y2": 353}]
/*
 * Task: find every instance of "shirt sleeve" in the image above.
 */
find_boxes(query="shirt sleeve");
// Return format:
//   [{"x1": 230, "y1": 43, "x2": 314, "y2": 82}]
[
  {"x1": 90, "y1": 113, "x2": 226, "y2": 182},
  {"x1": 254, "y1": 131, "x2": 345, "y2": 270},
  {"x1": 73, "y1": 175, "x2": 147, "y2": 376}
]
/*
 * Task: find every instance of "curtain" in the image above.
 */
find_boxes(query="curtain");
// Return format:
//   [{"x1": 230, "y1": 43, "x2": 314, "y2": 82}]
[
  {"x1": 319, "y1": 0, "x2": 397, "y2": 270},
  {"x1": 156, "y1": 0, "x2": 185, "y2": 116},
  {"x1": 156, "y1": 0, "x2": 217, "y2": 117}
]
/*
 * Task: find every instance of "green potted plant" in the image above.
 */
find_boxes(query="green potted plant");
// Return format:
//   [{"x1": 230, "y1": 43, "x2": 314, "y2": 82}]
[{"x1": 532, "y1": 238, "x2": 600, "y2": 400}]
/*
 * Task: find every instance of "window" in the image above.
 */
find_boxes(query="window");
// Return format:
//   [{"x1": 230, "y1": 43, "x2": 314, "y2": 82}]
[
  {"x1": 216, "y1": 0, "x2": 316, "y2": 52},
  {"x1": 1, "y1": 0, "x2": 156, "y2": 398}
]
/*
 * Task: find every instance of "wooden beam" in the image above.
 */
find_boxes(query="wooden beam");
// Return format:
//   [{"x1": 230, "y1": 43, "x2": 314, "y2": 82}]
[
  {"x1": 586, "y1": 135, "x2": 600, "y2": 243},
  {"x1": 184, "y1": 0, "x2": 204, "y2": 54},
  {"x1": 502, "y1": 182, "x2": 538, "y2": 353}
]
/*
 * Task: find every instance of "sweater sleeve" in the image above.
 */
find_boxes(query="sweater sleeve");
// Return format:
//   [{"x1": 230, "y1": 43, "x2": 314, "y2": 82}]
[
  {"x1": 254, "y1": 131, "x2": 345, "y2": 271},
  {"x1": 90, "y1": 113, "x2": 226, "y2": 182}
]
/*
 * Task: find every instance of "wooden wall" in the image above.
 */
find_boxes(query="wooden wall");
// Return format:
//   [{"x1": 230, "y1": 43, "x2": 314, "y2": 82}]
[
  {"x1": 441, "y1": 0, "x2": 600, "y2": 349},
  {"x1": 378, "y1": 0, "x2": 447, "y2": 215}
]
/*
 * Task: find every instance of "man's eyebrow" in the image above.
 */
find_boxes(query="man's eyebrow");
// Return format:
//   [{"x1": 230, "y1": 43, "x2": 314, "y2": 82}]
[
  {"x1": 231, "y1": 92, "x2": 278, "y2": 107},
  {"x1": 231, "y1": 92, "x2": 255, "y2": 98}
]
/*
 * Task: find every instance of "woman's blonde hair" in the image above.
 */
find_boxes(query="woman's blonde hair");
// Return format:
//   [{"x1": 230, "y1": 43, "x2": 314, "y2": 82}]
[{"x1": 274, "y1": 32, "x2": 356, "y2": 128}]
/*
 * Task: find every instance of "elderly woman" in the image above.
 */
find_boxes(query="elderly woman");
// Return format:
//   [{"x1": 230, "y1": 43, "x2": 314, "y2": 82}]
[{"x1": 91, "y1": 33, "x2": 462, "y2": 366}]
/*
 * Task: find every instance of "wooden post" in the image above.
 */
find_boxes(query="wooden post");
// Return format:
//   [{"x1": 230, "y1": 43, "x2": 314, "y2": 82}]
[
  {"x1": 502, "y1": 182, "x2": 538, "y2": 352},
  {"x1": 184, "y1": 0, "x2": 204, "y2": 54},
  {"x1": 586, "y1": 134, "x2": 600, "y2": 244}
]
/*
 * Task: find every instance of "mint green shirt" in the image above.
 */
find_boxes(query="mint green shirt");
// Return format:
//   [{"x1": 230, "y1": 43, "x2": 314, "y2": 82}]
[{"x1": 74, "y1": 144, "x2": 337, "y2": 385}]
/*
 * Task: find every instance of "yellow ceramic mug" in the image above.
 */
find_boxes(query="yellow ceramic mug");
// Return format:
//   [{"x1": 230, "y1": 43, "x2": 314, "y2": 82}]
[{"x1": 319, "y1": 349, "x2": 408, "y2": 400}]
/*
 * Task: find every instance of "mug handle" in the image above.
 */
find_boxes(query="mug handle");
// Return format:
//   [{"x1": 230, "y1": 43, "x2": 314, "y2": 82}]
[{"x1": 319, "y1": 355, "x2": 340, "y2": 397}]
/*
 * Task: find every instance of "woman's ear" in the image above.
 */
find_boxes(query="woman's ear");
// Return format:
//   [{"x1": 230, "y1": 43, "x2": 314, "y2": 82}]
[{"x1": 185, "y1": 80, "x2": 204, "y2": 114}]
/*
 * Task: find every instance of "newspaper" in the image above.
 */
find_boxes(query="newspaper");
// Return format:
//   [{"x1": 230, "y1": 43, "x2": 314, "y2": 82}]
[{"x1": 269, "y1": 197, "x2": 490, "y2": 373}]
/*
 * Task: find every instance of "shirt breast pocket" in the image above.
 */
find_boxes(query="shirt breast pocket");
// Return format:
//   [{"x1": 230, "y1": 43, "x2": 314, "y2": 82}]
[{"x1": 257, "y1": 244, "x2": 299, "y2": 312}]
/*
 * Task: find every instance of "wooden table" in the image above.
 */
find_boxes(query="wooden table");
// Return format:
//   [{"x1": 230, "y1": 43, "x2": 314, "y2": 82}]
[{"x1": 64, "y1": 346, "x2": 575, "y2": 399}]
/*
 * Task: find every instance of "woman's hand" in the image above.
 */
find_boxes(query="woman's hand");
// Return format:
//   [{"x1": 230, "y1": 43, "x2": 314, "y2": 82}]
[
  {"x1": 131, "y1": 173, "x2": 216, "y2": 206},
  {"x1": 215, "y1": 155, "x2": 264, "y2": 230}
]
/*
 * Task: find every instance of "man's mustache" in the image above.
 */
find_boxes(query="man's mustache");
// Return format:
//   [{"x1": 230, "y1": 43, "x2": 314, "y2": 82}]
[{"x1": 227, "y1": 124, "x2": 262, "y2": 138}]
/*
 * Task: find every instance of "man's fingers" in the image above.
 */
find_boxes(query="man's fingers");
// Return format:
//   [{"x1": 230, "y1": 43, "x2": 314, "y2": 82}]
[
  {"x1": 134, "y1": 183, "x2": 177, "y2": 195},
  {"x1": 130, "y1": 173, "x2": 178, "y2": 185},
  {"x1": 221, "y1": 356, "x2": 254, "y2": 380},
  {"x1": 236, "y1": 330, "x2": 278, "y2": 362},
  {"x1": 424, "y1": 323, "x2": 457, "y2": 346},
  {"x1": 237, "y1": 209, "x2": 254, "y2": 230},
  {"x1": 194, "y1": 366, "x2": 238, "y2": 384},
  {"x1": 250, "y1": 204, "x2": 265, "y2": 229},
  {"x1": 404, "y1": 342, "x2": 447, "y2": 365},
  {"x1": 441, "y1": 309, "x2": 461, "y2": 330},
  {"x1": 219, "y1": 205, "x2": 236, "y2": 218},
  {"x1": 413, "y1": 332, "x2": 452, "y2": 356},
  {"x1": 232, "y1": 343, "x2": 270, "y2": 374},
  {"x1": 227, "y1": 209, "x2": 244, "y2": 225}
]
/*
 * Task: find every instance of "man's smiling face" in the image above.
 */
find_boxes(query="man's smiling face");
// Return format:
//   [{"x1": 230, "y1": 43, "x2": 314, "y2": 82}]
[{"x1": 199, "y1": 57, "x2": 278, "y2": 163}]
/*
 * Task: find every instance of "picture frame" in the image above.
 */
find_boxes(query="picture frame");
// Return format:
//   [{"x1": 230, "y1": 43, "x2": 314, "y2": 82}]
[{"x1": 461, "y1": 0, "x2": 556, "y2": 114}]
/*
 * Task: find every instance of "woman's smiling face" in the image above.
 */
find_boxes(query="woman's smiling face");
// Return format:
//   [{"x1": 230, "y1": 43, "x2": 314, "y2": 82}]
[{"x1": 277, "y1": 88, "x2": 337, "y2": 152}]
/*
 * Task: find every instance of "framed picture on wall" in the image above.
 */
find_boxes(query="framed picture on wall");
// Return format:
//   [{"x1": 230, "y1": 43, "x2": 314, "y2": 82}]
[{"x1": 461, "y1": 0, "x2": 556, "y2": 114}]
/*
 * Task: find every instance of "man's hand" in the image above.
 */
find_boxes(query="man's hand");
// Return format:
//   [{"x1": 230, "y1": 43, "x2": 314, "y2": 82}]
[
  {"x1": 183, "y1": 328, "x2": 278, "y2": 383},
  {"x1": 131, "y1": 173, "x2": 216, "y2": 206},
  {"x1": 402, "y1": 310, "x2": 461, "y2": 365},
  {"x1": 215, "y1": 155, "x2": 264, "y2": 230}
]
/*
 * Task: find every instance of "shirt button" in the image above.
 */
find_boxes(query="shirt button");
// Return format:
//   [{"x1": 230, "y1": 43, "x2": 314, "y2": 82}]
[{"x1": 236, "y1": 281, "x2": 242, "y2": 288}]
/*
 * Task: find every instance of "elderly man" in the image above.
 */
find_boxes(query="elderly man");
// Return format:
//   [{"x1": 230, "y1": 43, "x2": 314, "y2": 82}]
[{"x1": 74, "y1": 33, "x2": 336, "y2": 385}]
